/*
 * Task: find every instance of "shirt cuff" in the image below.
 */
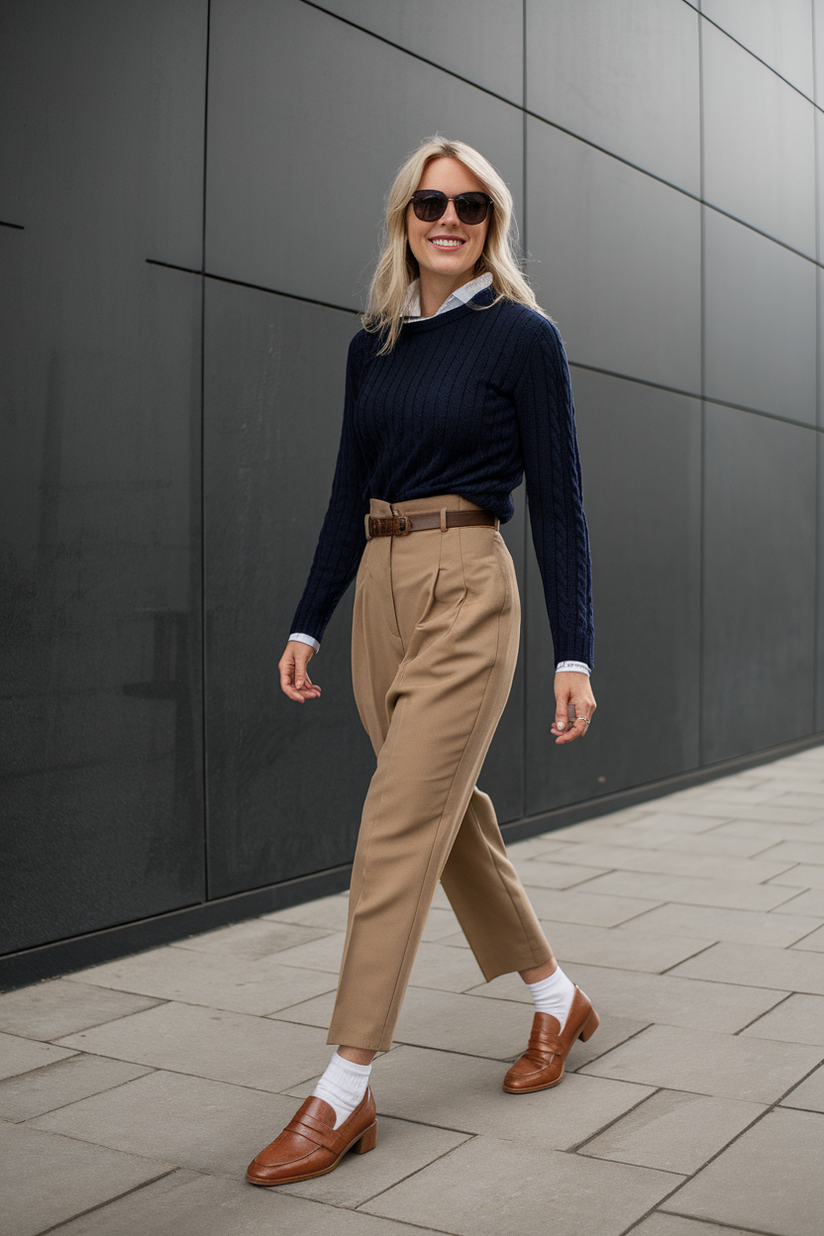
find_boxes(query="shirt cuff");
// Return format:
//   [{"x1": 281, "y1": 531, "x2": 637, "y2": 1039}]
[
  {"x1": 555, "y1": 660, "x2": 591, "y2": 677},
  {"x1": 289, "y1": 632, "x2": 321, "y2": 653}
]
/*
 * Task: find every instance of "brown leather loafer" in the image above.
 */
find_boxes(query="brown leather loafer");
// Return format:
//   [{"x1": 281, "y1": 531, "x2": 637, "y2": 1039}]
[
  {"x1": 503, "y1": 986, "x2": 600, "y2": 1094},
  {"x1": 246, "y1": 1089, "x2": 377, "y2": 1186}
]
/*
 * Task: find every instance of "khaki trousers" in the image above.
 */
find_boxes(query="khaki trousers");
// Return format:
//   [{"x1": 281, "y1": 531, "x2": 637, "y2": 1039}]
[{"x1": 327, "y1": 494, "x2": 553, "y2": 1053}]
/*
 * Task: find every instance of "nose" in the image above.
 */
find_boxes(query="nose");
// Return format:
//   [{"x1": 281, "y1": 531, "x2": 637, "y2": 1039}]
[{"x1": 439, "y1": 198, "x2": 461, "y2": 226}]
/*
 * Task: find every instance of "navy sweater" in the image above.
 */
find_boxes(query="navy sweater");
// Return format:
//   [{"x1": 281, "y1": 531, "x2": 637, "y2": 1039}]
[{"x1": 290, "y1": 289, "x2": 594, "y2": 667}]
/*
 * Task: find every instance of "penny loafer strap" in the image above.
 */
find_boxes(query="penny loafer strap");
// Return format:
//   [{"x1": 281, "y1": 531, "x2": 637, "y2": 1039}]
[
  {"x1": 527, "y1": 1031, "x2": 564, "y2": 1057},
  {"x1": 285, "y1": 1113, "x2": 347, "y2": 1154}
]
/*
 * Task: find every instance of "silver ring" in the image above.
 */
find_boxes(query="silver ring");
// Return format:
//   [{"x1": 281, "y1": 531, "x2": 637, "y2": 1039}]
[{"x1": 574, "y1": 715, "x2": 590, "y2": 726}]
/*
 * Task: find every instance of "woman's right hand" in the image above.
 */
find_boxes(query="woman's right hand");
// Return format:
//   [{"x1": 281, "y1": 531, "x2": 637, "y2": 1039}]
[{"x1": 279, "y1": 640, "x2": 322, "y2": 703}]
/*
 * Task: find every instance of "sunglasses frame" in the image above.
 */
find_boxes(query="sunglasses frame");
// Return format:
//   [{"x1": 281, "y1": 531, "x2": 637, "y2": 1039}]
[{"x1": 409, "y1": 190, "x2": 493, "y2": 226}]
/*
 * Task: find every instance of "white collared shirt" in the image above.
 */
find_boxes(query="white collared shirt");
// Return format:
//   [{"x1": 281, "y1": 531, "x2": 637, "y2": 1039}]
[
  {"x1": 290, "y1": 272, "x2": 590, "y2": 676},
  {"x1": 404, "y1": 271, "x2": 493, "y2": 319}
]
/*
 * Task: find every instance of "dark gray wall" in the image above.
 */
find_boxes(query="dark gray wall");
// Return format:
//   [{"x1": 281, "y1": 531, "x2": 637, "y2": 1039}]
[{"x1": 1, "y1": 0, "x2": 822, "y2": 969}]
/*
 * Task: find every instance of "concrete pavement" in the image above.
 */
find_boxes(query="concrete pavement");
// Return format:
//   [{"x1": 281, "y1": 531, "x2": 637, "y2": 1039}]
[{"x1": 2, "y1": 745, "x2": 824, "y2": 1235}]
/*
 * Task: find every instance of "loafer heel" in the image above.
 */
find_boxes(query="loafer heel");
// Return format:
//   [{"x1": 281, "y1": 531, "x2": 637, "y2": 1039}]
[
  {"x1": 353, "y1": 1121, "x2": 378, "y2": 1154},
  {"x1": 579, "y1": 1009, "x2": 600, "y2": 1042}
]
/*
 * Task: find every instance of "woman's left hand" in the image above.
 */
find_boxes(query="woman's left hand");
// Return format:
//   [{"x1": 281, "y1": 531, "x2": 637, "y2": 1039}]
[{"x1": 550, "y1": 672, "x2": 596, "y2": 745}]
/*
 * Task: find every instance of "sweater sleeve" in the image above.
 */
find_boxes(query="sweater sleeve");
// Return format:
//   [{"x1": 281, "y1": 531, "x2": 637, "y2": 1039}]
[
  {"x1": 289, "y1": 333, "x2": 371, "y2": 645},
  {"x1": 513, "y1": 319, "x2": 594, "y2": 667}
]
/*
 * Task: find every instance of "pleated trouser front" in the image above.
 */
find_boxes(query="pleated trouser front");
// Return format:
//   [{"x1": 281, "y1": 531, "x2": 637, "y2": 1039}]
[{"x1": 326, "y1": 494, "x2": 553, "y2": 1053}]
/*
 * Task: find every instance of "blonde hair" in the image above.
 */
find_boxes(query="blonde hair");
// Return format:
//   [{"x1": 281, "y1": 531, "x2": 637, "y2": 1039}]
[{"x1": 363, "y1": 136, "x2": 548, "y2": 353}]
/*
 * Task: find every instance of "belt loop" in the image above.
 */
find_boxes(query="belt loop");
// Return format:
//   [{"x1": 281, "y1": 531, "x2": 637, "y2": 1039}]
[
  {"x1": 494, "y1": 517, "x2": 500, "y2": 531},
  {"x1": 440, "y1": 506, "x2": 447, "y2": 533},
  {"x1": 364, "y1": 513, "x2": 373, "y2": 541}
]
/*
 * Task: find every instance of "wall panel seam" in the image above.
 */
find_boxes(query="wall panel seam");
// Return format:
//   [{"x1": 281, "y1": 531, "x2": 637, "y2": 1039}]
[
  {"x1": 682, "y1": 0, "x2": 820, "y2": 112},
  {"x1": 698, "y1": 11, "x2": 707, "y2": 768},
  {"x1": 300, "y1": 0, "x2": 817, "y2": 264},
  {"x1": 569, "y1": 362, "x2": 824, "y2": 434},
  {"x1": 201, "y1": 0, "x2": 212, "y2": 902}
]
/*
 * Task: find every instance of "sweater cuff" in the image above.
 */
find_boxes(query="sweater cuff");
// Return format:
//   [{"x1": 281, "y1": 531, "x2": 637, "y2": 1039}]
[
  {"x1": 555, "y1": 660, "x2": 591, "y2": 677},
  {"x1": 289, "y1": 632, "x2": 321, "y2": 654}
]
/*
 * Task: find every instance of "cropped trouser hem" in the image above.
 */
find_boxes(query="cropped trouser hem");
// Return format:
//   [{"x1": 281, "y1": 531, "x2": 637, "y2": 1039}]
[{"x1": 326, "y1": 494, "x2": 552, "y2": 1053}]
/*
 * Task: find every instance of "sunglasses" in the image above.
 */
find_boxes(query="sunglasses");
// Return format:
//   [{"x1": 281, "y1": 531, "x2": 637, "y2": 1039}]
[{"x1": 409, "y1": 190, "x2": 493, "y2": 226}]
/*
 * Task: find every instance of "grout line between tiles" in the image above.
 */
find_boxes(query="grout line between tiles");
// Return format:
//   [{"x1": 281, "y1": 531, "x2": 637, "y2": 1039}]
[{"x1": 23, "y1": 1166, "x2": 180, "y2": 1236}]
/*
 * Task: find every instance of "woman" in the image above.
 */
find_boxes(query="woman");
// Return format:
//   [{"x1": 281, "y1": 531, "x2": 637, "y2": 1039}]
[{"x1": 247, "y1": 137, "x2": 597, "y2": 1187}]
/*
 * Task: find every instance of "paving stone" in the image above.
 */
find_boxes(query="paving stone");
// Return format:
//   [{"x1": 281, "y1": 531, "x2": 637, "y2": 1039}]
[
  {"x1": 757, "y1": 840, "x2": 824, "y2": 865},
  {"x1": 275, "y1": 985, "x2": 534, "y2": 1059},
  {"x1": 290, "y1": 1042, "x2": 653, "y2": 1139},
  {"x1": 409, "y1": 941, "x2": 486, "y2": 991},
  {"x1": 741, "y1": 994, "x2": 824, "y2": 1046},
  {"x1": 68, "y1": 943, "x2": 338, "y2": 1014},
  {"x1": 615, "y1": 902, "x2": 823, "y2": 948},
  {"x1": 0, "y1": 978, "x2": 162, "y2": 1041},
  {"x1": 772, "y1": 888, "x2": 824, "y2": 916},
  {"x1": 688, "y1": 786, "x2": 793, "y2": 807},
  {"x1": 271, "y1": 932, "x2": 346, "y2": 974},
  {"x1": 581, "y1": 1023, "x2": 823, "y2": 1103},
  {"x1": 632, "y1": 1213, "x2": 773, "y2": 1236},
  {"x1": 534, "y1": 888, "x2": 664, "y2": 927},
  {"x1": 170, "y1": 919, "x2": 332, "y2": 959},
  {"x1": 780, "y1": 1064, "x2": 824, "y2": 1112},
  {"x1": 669, "y1": 941, "x2": 824, "y2": 995},
  {"x1": 363, "y1": 1133, "x2": 680, "y2": 1236},
  {"x1": 483, "y1": 962, "x2": 786, "y2": 1034},
  {"x1": 507, "y1": 836, "x2": 569, "y2": 856},
  {"x1": 643, "y1": 831, "x2": 778, "y2": 859},
  {"x1": 268, "y1": 990, "x2": 337, "y2": 1031},
  {"x1": 769, "y1": 792, "x2": 824, "y2": 809},
  {"x1": 579, "y1": 1089, "x2": 764, "y2": 1174},
  {"x1": 576, "y1": 869, "x2": 800, "y2": 911},
  {"x1": 0, "y1": 1031, "x2": 76, "y2": 1080},
  {"x1": 57, "y1": 1001, "x2": 331, "y2": 1092},
  {"x1": 567, "y1": 1014, "x2": 652, "y2": 1068},
  {"x1": 281, "y1": 1114, "x2": 470, "y2": 1207},
  {"x1": 460, "y1": 968, "x2": 649, "y2": 1055},
  {"x1": 0, "y1": 1121, "x2": 173, "y2": 1236},
  {"x1": 793, "y1": 923, "x2": 824, "y2": 951},
  {"x1": 770, "y1": 864, "x2": 824, "y2": 890},
  {"x1": 312, "y1": 1044, "x2": 655, "y2": 1149},
  {"x1": 0, "y1": 1053, "x2": 151, "y2": 1122},
  {"x1": 714, "y1": 820, "x2": 824, "y2": 846},
  {"x1": 669, "y1": 1107, "x2": 824, "y2": 1235},
  {"x1": 47, "y1": 1168, "x2": 429, "y2": 1235},
  {"x1": 262, "y1": 892, "x2": 351, "y2": 931},
  {"x1": 621, "y1": 811, "x2": 733, "y2": 833},
  {"x1": 530, "y1": 919, "x2": 714, "y2": 973},
  {"x1": 510, "y1": 856, "x2": 609, "y2": 889},
  {"x1": 30, "y1": 1069, "x2": 303, "y2": 1177},
  {"x1": 673, "y1": 802, "x2": 824, "y2": 825},
  {"x1": 501, "y1": 881, "x2": 652, "y2": 922},
  {"x1": 536, "y1": 842, "x2": 795, "y2": 884},
  {"x1": 419, "y1": 905, "x2": 463, "y2": 940}
]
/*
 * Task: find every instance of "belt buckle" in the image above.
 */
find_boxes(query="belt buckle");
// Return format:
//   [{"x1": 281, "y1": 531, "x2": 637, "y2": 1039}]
[{"x1": 396, "y1": 515, "x2": 412, "y2": 535}]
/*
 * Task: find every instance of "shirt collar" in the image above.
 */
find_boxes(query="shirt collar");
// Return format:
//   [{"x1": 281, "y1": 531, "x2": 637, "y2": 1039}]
[{"x1": 404, "y1": 271, "x2": 494, "y2": 320}]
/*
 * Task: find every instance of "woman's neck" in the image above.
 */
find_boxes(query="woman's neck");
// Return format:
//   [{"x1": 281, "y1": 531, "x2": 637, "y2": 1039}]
[{"x1": 417, "y1": 269, "x2": 477, "y2": 320}]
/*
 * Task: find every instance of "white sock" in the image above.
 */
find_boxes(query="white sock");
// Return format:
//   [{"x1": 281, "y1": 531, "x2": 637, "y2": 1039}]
[
  {"x1": 527, "y1": 967, "x2": 576, "y2": 1031},
  {"x1": 311, "y1": 1051, "x2": 372, "y2": 1129}
]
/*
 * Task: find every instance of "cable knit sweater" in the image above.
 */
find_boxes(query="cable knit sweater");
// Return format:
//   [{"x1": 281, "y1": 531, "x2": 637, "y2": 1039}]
[{"x1": 290, "y1": 287, "x2": 594, "y2": 666}]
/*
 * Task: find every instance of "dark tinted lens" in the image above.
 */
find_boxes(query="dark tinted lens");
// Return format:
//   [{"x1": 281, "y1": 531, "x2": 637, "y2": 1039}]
[
  {"x1": 411, "y1": 191, "x2": 447, "y2": 222},
  {"x1": 454, "y1": 193, "x2": 490, "y2": 224}
]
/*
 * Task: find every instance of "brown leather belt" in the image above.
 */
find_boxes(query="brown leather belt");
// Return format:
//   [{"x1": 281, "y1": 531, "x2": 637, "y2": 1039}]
[{"x1": 365, "y1": 509, "x2": 498, "y2": 539}]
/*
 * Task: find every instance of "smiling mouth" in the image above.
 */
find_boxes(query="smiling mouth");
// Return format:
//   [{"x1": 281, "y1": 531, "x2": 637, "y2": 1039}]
[{"x1": 429, "y1": 237, "x2": 465, "y2": 249}]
